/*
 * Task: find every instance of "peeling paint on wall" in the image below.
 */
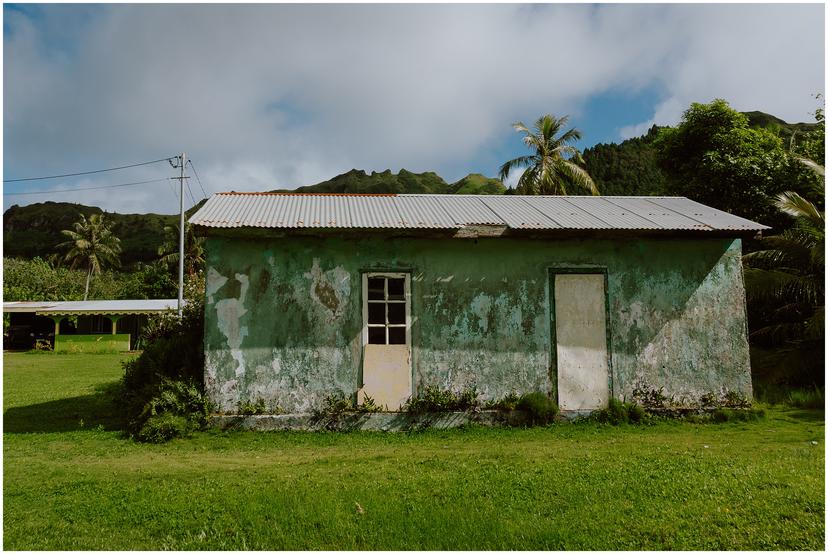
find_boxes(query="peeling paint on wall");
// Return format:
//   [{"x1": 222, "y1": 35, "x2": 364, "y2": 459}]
[{"x1": 202, "y1": 235, "x2": 753, "y2": 413}]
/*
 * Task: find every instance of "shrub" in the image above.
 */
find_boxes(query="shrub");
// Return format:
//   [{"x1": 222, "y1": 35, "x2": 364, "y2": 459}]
[
  {"x1": 627, "y1": 402, "x2": 646, "y2": 423},
  {"x1": 516, "y1": 392, "x2": 558, "y2": 425},
  {"x1": 358, "y1": 394, "x2": 383, "y2": 413},
  {"x1": 137, "y1": 412, "x2": 190, "y2": 443},
  {"x1": 119, "y1": 276, "x2": 207, "y2": 442},
  {"x1": 631, "y1": 384, "x2": 671, "y2": 409},
  {"x1": 404, "y1": 386, "x2": 481, "y2": 414},
  {"x1": 238, "y1": 398, "x2": 267, "y2": 415},
  {"x1": 131, "y1": 379, "x2": 210, "y2": 442},
  {"x1": 722, "y1": 390, "x2": 751, "y2": 409},
  {"x1": 484, "y1": 390, "x2": 521, "y2": 411},
  {"x1": 314, "y1": 392, "x2": 383, "y2": 419},
  {"x1": 457, "y1": 387, "x2": 481, "y2": 411},
  {"x1": 590, "y1": 398, "x2": 647, "y2": 425}
]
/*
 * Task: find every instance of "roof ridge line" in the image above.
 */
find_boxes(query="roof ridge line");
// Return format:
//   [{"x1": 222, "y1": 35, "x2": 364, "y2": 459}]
[{"x1": 217, "y1": 192, "x2": 399, "y2": 197}]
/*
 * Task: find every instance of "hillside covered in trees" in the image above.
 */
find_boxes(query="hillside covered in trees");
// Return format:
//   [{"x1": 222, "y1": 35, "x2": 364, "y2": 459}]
[
  {"x1": 272, "y1": 169, "x2": 505, "y2": 195},
  {"x1": 3, "y1": 201, "x2": 206, "y2": 267}
]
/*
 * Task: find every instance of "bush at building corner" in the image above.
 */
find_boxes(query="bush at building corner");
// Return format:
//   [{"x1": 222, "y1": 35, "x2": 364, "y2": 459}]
[{"x1": 119, "y1": 276, "x2": 209, "y2": 443}]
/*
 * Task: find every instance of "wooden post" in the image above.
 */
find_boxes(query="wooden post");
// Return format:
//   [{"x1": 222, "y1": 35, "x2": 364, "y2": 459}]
[{"x1": 107, "y1": 316, "x2": 121, "y2": 335}]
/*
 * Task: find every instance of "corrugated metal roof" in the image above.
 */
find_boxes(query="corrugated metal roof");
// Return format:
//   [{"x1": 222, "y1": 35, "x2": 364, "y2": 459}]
[
  {"x1": 189, "y1": 193, "x2": 769, "y2": 233},
  {"x1": 3, "y1": 299, "x2": 181, "y2": 315}
]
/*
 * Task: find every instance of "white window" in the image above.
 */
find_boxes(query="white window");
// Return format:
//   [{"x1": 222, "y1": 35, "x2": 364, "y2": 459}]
[{"x1": 362, "y1": 273, "x2": 410, "y2": 345}]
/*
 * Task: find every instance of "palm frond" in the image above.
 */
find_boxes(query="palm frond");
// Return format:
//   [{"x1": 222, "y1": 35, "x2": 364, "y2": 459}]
[
  {"x1": 796, "y1": 156, "x2": 825, "y2": 177},
  {"x1": 516, "y1": 166, "x2": 539, "y2": 195},
  {"x1": 557, "y1": 127, "x2": 582, "y2": 146},
  {"x1": 498, "y1": 155, "x2": 536, "y2": 182},
  {"x1": 774, "y1": 191, "x2": 824, "y2": 225},
  {"x1": 559, "y1": 159, "x2": 600, "y2": 195}
]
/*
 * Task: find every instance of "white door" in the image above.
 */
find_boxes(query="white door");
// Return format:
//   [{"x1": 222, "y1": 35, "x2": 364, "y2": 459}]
[
  {"x1": 360, "y1": 273, "x2": 411, "y2": 410},
  {"x1": 554, "y1": 273, "x2": 610, "y2": 411}
]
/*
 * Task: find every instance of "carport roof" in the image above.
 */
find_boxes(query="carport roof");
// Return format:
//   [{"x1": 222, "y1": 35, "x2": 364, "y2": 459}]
[{"x1": 3, "y1": 299, "x2": 181, "y2": 316}]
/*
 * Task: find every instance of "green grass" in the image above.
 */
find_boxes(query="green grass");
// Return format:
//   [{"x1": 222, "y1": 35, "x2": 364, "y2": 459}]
[{"x1": 4, "y1": 352, "x2": 825, "y2": 550}]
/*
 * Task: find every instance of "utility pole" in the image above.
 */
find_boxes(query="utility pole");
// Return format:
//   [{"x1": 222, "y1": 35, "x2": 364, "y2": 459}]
[{"x1": 176, "y1": 153, "x2": 187, "y2": 316}]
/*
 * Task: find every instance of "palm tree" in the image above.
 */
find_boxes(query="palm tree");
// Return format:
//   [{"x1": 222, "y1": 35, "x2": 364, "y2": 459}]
[
  {"x1": 57, "y1": 213, "x2": 122, "y2": 300},
  {"x1": 499, "y1": 114, "x2": 599, "y2": 195},
  {"x1": 158, "y1": 223, "x2": 204, "y2": 278},
  {"x1": 743, "y1": 158, "x2": 824, "y2": 384}
]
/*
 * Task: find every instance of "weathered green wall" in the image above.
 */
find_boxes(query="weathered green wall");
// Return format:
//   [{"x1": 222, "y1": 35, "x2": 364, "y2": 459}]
[{"x1": 203, "y1": 235, "x2": 752, "y2": 413}]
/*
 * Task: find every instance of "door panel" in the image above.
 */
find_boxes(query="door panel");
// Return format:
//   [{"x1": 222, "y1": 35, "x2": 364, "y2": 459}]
[
  {"x1": 361, "y1": 273, "x2": 411, "y2": 410},
  {"x1": 554, "y1": 273, "x2": 610, "y2": 411},
  {"x1": 360, "y1": 344, "x2": 411, "y2": 410}
]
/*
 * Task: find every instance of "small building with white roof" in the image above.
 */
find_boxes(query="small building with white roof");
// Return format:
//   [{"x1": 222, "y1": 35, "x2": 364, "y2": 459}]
[{"x1": 190, "y1": 192, "x2": 767, "y2": 414}]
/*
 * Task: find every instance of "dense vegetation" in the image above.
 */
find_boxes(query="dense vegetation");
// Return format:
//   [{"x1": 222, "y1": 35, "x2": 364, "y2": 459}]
[
  {"x1": 654, "y1": 100, "x2": 816, "y2": 229},
  {"x1": 119, "y1": 278, "x2": 208, "y2": 442},
  {"x1": 3, "y1": 200, "x2": 205, "y2": 268},
  {"x1": 581, "y1": 126, "x2": 669, "y2": 196},
  {"x1": 3, "y1": 257, "x2": 176, "y2": 302}
]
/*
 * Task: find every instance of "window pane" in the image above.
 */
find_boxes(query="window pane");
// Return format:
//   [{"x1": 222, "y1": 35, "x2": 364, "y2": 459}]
[
  {"x1": 368, "y1": 302, "x2": 385, "y2": 324},
  {"x1": 368, "y1": 327, "x2": 386, "y2": 345},
  {"x1": 387, "y1": 278, "x2": 405, "y2": 301},
  {"x1": 388, "y1": 327, "x2": 406, "y2": 345},
  {"x1": 387, "y1": 302, "x2": 405, "y2": 324},
  {"x1": 367, "y1": 277, "x2": 385, "y2": 300}
]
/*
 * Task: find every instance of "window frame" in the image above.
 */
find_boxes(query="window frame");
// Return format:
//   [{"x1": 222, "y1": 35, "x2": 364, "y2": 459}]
[{"x1": 362, "y1": 272, "x2": 411, "y2": 346}]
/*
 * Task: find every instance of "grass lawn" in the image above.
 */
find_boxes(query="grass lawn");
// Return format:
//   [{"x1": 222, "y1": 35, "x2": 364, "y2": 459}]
[{"x1": 3, "y1": 352, "x2": 825, "y2": 550}]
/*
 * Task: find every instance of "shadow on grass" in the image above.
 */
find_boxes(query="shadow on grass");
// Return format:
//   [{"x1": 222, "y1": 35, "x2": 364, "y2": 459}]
[
  {"x1": 779, "y1": 408, "x2": 826, "y2": 423},
  {"x1": 4, "y1": 382, "x2": 124, "y2": 433}
]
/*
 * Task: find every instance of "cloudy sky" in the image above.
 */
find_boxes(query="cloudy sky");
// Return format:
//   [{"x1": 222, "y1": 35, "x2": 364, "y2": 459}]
[{"x1": 3, "y1": 3, "x2": 824, "y2": 214}]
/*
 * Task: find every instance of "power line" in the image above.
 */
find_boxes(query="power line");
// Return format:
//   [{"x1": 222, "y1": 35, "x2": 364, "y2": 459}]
[
  {"x1": 5, "y1": 177, "x2": 172, "y2": 196},
  {"x1": 4, "y1": 157, "x2": 174, "y2": 183},
  {"x1": 185, "y1": 178, "x2": 197, "y2": 206},
  {"x1": 166, "y1": 178, "x2": 179, "y2": 202},
  {"x1": 187, "y1": 159, "x2": 209, "y2": 199}
]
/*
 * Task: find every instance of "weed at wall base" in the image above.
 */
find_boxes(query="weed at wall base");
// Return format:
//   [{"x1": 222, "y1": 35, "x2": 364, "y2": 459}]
[{"x1": 515, "y1": 392, "x2": 558, "y2": 425}]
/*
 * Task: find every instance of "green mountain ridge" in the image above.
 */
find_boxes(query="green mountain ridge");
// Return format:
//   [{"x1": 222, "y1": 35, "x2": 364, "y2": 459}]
[{"x1": 271, "y1": 168, "x2": 506, "y2": 195}]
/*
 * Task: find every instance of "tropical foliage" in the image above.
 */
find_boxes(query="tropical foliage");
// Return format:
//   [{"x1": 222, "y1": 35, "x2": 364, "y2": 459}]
[
  {"x1": 3, "y1": 257, "x2": 176, "y2": 302},
  {"x1": 653, "y1": 99, "x2": 813, "y2": 228},
  {"x1": 158, "y1": 223, "x2": 205, "y2": 277},
  {"x1": 57, "y1": 213, "x2": 122, "y2": 300},
  {"x1": 581, "y1": 125, "x2": 669, "y2": 196},
  {"x1": 119, "y1": 274, "x2": 207, "y2": 442},
  {"x1": 499, "y1": 114, "x2": 599, "y2": 195},
  {"x1": 744, "y1": 159, "x2": 824, "y2": 386},
  {"x1": 3, "y1": 201, "x2": 185, "y2": 267}
]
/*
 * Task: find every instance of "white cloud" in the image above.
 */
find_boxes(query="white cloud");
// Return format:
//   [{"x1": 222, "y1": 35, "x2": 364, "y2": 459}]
[
  {"x1": 619, "y1": 98, "x2": 686, "y2": 140},
  {"x1": 3, "y1": 4, "x2": 823, "y2": 212}
]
